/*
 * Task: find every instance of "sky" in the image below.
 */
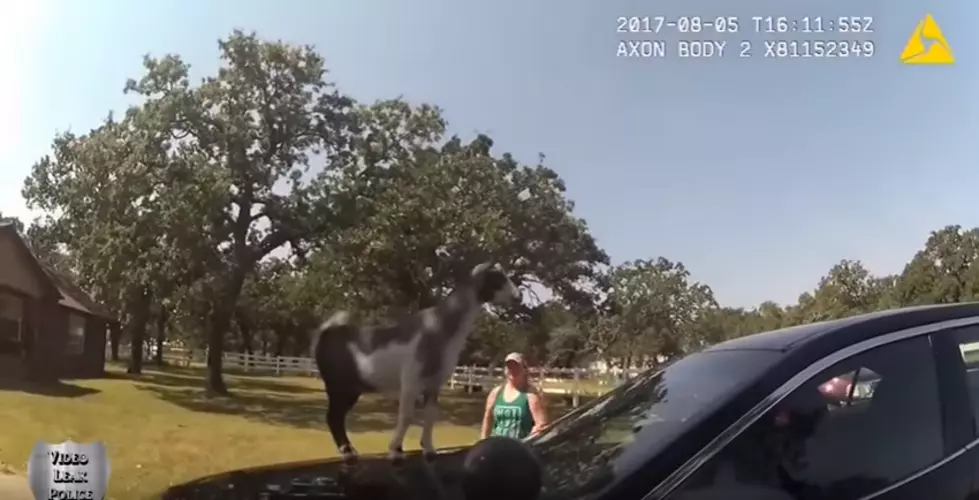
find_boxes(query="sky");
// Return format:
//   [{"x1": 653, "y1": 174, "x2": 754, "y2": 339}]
[{"x1": 0, "y1": 0, "x2": 975, "y2": 309}]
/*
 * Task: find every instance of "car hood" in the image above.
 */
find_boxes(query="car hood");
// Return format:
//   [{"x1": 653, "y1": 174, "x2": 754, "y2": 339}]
[{"x1": 160, "y1": 447, "x2": 473, "y2": 500}]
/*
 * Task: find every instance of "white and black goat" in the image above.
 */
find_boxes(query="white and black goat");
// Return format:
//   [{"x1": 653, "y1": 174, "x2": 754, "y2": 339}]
[{"x1": 310, "y1": 262, "x2": 520, "y2": 464}]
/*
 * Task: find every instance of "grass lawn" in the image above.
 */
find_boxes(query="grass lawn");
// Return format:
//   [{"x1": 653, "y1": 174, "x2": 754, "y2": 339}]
[{"x1": 0, "y1": 364, "x2": 499, "y2": 499}]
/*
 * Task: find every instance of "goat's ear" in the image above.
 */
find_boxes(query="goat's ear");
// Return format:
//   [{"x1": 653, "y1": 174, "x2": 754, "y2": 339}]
[{"x1": 471, "y1": 262, "x2": 493, "y2": 277}]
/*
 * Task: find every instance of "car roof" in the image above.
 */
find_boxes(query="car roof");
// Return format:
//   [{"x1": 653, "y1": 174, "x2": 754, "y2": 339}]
[{"x1": 706, "y1": 302, "x2": 979, "y2": 353}]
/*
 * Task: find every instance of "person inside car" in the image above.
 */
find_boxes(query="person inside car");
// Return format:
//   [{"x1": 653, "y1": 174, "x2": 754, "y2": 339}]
[{"x1": 681, "y1": 383, "x2": 830, "y2": 497}]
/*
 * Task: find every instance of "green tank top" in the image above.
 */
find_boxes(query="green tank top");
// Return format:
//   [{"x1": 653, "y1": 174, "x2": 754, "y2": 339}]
[{"x1": 490, "y1": 386, "x2": 535, "y2": 439}]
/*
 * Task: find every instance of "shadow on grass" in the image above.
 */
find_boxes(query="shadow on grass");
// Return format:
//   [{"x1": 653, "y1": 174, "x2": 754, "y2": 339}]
[
  {"x1": 135, "y1": 377, "x2": 594, "y2": 433},
  {"x1": 135, "y1": 383, "x2": 332, "y2": 429},
  {"x1": 115, "y1": 359, "x2": 597, "y2": 431},
  {"x1": 0, "y1": 377, "x2": 100, "y2": 398},
  {"x1": 133, "y1": 383, "x2": 490, "y2": 431},
  {"x1": 113, "y1": 364, "x2": 322, "y2": 395}
]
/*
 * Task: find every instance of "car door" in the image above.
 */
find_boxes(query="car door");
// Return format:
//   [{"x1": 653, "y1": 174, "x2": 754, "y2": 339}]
[
  {"x1": 663, "y1": 329, "x2": 976, "y2": 500},
  {"x1": 936, "y1": 324, "x2": 979, "y2": 499}
]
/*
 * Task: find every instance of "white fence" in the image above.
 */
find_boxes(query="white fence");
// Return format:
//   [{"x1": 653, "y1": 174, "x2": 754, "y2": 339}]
[{"x1": 132, "y1": 347, "x2": 643, "y2": 407}]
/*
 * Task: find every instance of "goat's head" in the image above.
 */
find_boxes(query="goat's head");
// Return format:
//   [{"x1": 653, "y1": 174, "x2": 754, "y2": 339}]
[{"x1": 470, "y1": 262, "x2": 521, "y2": 305}]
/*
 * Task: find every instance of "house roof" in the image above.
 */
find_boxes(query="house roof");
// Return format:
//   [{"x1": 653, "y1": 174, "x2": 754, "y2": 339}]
[
  {"x1": 43, "y1": 265, "x2": 118, "y2": 322},
  {"x1": 0, "y1": 222, "x2": 117, "y2": 322},
  {"x1": 0, "y1": 222, "x2": 61, "y2": 299}
]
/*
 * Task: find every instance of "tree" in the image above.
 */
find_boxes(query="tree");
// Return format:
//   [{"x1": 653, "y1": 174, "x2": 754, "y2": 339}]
[
  {"x1": 574, "y1": 313, "x2": 625, "y2": 367},
  {"x1": 22, "y1": 113, "x2": 202, "y2": 374},
  {"x1": 20, "y1": 30, "x2": 612, "y2": 389},
  {"x1": 23, "y1": 222, "x2": 75, "y2": 280},
  {"x1": 600, "y1": 257, "x2": 717, "y2": 367},
  {"x1": 461, "y1": 312, "x2": 524, "y2": 367},
  {"x1": 531, "y1": 301, "x2": 584, "y2": 367},
  {"x1": 122, "y1": 31, "x2": 360, "y2": 393},
  {"x1": 895, "y1": 225, "x2": 979, "y2": 306},
  {"x1": 32, "y1": 28, "x2": 979, "y2": 385},
  {"x1": 233, "y1": 258, "x2": 321, "y2": 357},
  {"x1": 321, "y1": 128, "x2": 609, "y2": 320},
  {"x1": 798, "y1": 260, "x2": 881, "y2": 321},
  {"x1": 868, "y1": 274, "x2": 899, "y2": 309},
  {"x1": 698, "y1": 307, "x2": 757, "y2": 344}
]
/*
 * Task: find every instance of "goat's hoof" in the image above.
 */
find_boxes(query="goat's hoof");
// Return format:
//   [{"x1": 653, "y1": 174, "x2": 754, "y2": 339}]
[
  {"x1": 388, "y1": 448, "x2": 406, "y2": 465},
  {"x1": 339, "y1": 446, "x2": 359, "y2": 465},
  {"x1": 422, "y1": 450, "x2": 438, "y2": 462}
]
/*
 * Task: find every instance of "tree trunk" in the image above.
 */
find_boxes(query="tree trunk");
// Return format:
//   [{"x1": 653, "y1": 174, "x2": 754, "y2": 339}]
[
  {"x1": 205, "y1": 269, "x2": 248, "y2": 396},
  {"x1": 127, "y1": 287, "x2": 152, "y2": 375},
  {"x1": 274, "y1": 331, "x2": 285, "y2": 357},
  {"x1": 238, "y1": 317, "x2": 253, "y2": 354},
  {"x1": 109, "y1": 323, "x2": 121, "y2": 361},
  {"x1": 239, "y1": 320, "x2": 252, "y2": 369},
  {"x1": 206, "y1": 308, "x2": 232, "y2": 395},
  {"x1": 154, "y1": 307, "x2": 168, "y2": 367}
]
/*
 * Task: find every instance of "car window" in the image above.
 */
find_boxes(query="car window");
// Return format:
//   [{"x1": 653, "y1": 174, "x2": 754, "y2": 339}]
[
  {"x1": 950, "y1": 327, "x2": 979, "y2": 425},
  {"x1": 818, "y1": 367, "x2": 880, "y2": 408},
  {"x1": 668, "y1": 335, "x2": 943, "y2": 500}
]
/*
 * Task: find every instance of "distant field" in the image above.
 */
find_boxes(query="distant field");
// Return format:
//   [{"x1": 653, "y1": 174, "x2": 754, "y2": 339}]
[
  {"x1": 150, "y1": 348, "x2": 623, "y2": 399},
  {"x1": 537, "y1": 377, "x2": 615, "y2": 396},
  {"x1": 0, "y1": 363, "x2": 587, "y2": 499}
]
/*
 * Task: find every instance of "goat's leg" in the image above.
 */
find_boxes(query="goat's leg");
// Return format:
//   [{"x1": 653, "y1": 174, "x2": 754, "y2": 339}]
[
  {"x1": 388, "y1": 382, "x2": 420, "y2": 464},
  {"x1": 326, "y1": 389, "x2": 360, "y2": 463},
  {"x1": 419, "y1": 388, "x2": 440, "y2": 461}
]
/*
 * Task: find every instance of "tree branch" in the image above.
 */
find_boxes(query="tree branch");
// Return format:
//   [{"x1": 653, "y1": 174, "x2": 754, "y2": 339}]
[{"x1": 253, "y1": 228, "x2": 304, "y2": 262}]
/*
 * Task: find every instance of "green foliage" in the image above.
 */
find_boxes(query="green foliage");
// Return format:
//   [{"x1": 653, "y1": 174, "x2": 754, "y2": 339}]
[
  {"x1": 16, "y1": 28, "x2": 979, "y2": 389},
  {"x1": 598, "y1": 258, "x2": 718, "y2": 365},
  {"x1": 320, "y1": 127, "x2": 608, "y2": 314},
  {"x1": 17, "y1": 30, "x2": 608, "y2": 390}
]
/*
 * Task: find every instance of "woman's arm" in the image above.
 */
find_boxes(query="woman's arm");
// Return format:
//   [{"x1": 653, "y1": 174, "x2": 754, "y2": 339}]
[
  {"x1": 527, "y1": 388, "x2": 549, "y2": 436},
  {"x1": 480, "y1": 387, "x2": 500, "y2": 439}
]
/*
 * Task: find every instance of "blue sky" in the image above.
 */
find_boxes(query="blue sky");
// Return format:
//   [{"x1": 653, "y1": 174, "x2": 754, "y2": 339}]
[{"x1": 0, "y1": 0, "x2": 975, "y2": 308}]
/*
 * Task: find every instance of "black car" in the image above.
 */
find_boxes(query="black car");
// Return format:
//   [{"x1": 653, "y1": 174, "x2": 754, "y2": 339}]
[{"x1": 162, "y1": 303, "x2": 979, "y2": 500}]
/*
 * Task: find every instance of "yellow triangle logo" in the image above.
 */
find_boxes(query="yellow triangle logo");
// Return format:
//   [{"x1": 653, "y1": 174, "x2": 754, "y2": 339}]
[{"x1": 900, "y1": 14, "x2": 955, "y2": 64}]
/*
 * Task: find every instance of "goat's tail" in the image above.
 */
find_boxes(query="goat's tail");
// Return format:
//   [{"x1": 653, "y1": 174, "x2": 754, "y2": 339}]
[{"x1": 309, "y1": 311, "x2": 352, "y2": 357}]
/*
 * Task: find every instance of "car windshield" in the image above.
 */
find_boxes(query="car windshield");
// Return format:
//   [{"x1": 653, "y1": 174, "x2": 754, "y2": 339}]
[{"x1": 525, "y1": 349, "x2": 782, "y2": 500}]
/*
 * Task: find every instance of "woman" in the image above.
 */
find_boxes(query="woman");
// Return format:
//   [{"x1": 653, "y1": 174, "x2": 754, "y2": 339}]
[{"x1": 480, "y1": 352, "x2": 549, "y2": 440}]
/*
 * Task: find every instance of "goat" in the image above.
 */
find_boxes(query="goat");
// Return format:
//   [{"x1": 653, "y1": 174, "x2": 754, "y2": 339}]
[{"x1": 310, "y1": 262, "x2": 521, "y2": 464}]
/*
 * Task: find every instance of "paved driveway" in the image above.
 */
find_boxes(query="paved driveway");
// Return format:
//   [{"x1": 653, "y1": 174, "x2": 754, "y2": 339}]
[{"x1": 0, "y1": 474, "x2": 32, "y2": 500}]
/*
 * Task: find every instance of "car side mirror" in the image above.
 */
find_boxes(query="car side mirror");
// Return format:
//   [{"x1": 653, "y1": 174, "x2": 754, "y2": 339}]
[{"x1": 461, "y1": 437, "x2": 542, "y2": 500}]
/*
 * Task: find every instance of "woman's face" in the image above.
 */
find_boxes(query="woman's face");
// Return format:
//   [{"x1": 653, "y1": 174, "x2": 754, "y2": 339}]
[{"x1": 505, "y1": 360, "x2": 526, "y2": 384}]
